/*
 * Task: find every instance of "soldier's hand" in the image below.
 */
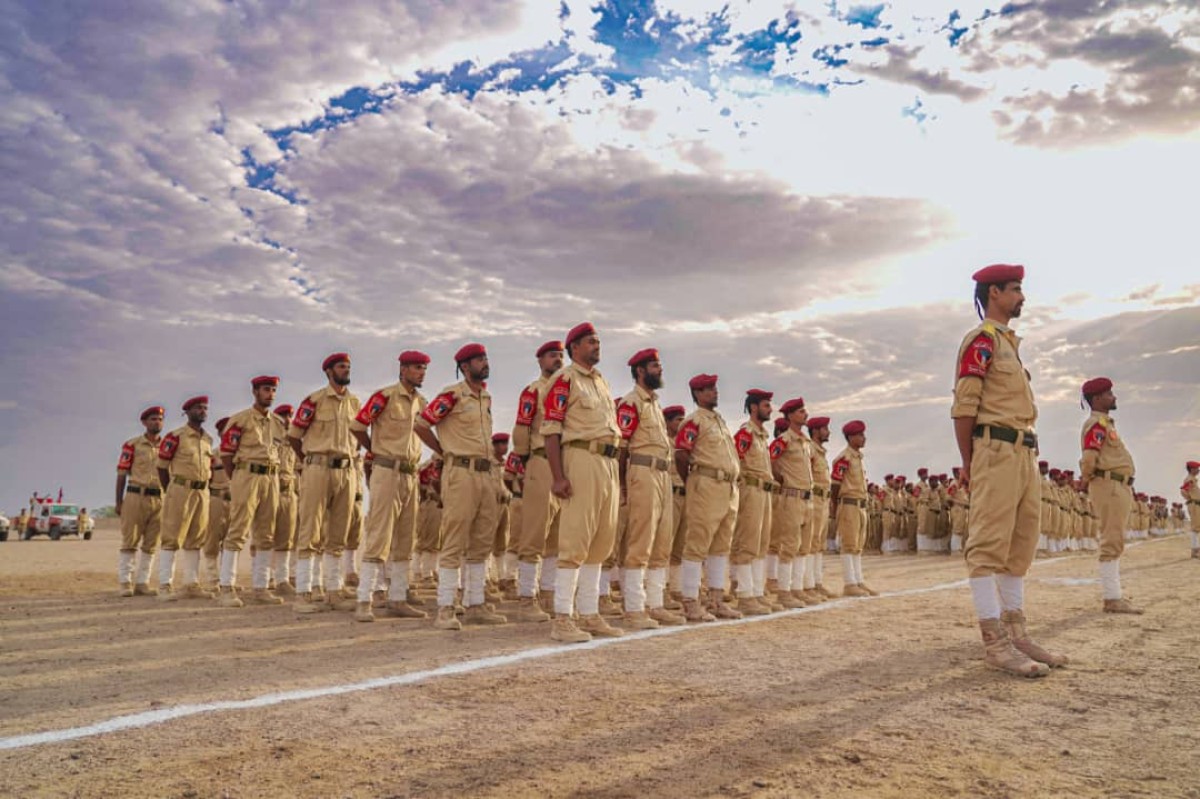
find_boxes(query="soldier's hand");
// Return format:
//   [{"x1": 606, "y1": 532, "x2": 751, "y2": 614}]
[
  {"x1": 552, "y1": 477, "x2": 573, "y2": 500},
  {"x1": 959, "y1": 463, "x2": 970, "y2": 489},
  {"x1": 115, "y1": 499, "x2": 123, "y2": 516}
]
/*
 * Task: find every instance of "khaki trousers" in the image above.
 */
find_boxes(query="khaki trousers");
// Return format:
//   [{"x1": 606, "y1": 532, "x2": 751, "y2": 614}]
[
  {"x1": 361, "y1": 467, "x2": 419, "y2": 564},
  {"x1": 120, "y1": 492, "x2": 162, "y2": 553},
  {"x1": 731, "y1": 482, "x2": 771, "y2": 564},
  {"x1": 963, "y1": 437, "x2": 1040, "y2": 578},
  {"x1": 161, "y1": 484, "x2": 208, "y2": 551},
  {"x1": 347, "y1": 491, "x2": 363, "y2": 551},
  {"x1": 226, "y1": 469, "x2": 280, "y2": 552},
  {"x1": 770, "y1": 493, "x2": 804, "y2": 563},
  {"x1": 506, "y1": 498, "x2": 522, "y2": 555},
  {"x1": 556, "y1": 448, "x2": 619, "y2": 568},
  {"x1": 1191, "y1": 503, "x2": 1200, "y2": 533},
  {"x1": 837, "y1": 502, "x2": 867, "y2": 554},
  {"x1": 682, "y1": 473, "x2": 738, "y2": 562},
  {"x1": 797, "y1": 496, "x2": 818, "y2": 557},
  {"x1": 517, "y1": 455, "x2": 561, "y2": 562},
  {"x1": 666, "y1": 489, "x2": 687, "y2": 567},
  {"x1": 624, "y1": 463, "x2": 673, "y2": 569},
  {"x1": 494, "y1": 502, "x2": 510, "y2": 558},
  {"x1": 273, "y1": 484, "x2": 296, "y2": 551},
  {"x1": 202, "y1": 491, "x2": 229, "y2": 558},
  {"x1": 810, "y1": 497, "x2": 830, "y2": 555},
  {"x1": 1089, "y1": 478, "x2": 1131, "y2": 562},
  {"x1": 437, "y1": 463, "x2": 499, "y2": 569},
  {"x1": 416, "y1": 499, "x2": 442, "y2": 552},
  {"x1": 296, "y1": 462, "x2": 355, "y2": 560}
]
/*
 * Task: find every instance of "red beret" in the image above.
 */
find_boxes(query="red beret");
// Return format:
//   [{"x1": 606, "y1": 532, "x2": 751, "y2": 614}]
[
  {"x1": 938, "y1": 474, "x2": 948, "y2": 481},
  {"x1": 1187, "y1": 461, "x2": 1200, "y2": 470},
  {"x1": 454, "y1": 343, "x2": 487, "y2": 363},
  {"x1": 972, "y1": 264, "x2": 1025, "y2": 284},
  {"x1": 1038, "y1": 460, "x2": 1048, "y2": 467},
  {"x1": 492, "y1": 433, "x2": 510, "y2": 444},
  {"x1": 536, "y1": 340, "x2": 564, "y2": 358},
  {"x1": 565, "y1": 322, "x2": 596, "y2": 348},
  {"x1": 779, "y1": 398, "x2": 805, "y2": 416},
  {"x1": 663, "y1": 405, "x2": 686, "y2": 419},
  {"x1": 805, "y1": 415, "x2": 830, "y2": 430},
  {"x1": 688, "y1": 373, "x2": 718, "y2": 391},
  {"x1": 884, "y1": 473, "x2": 894, "y2": 481},
  {"x1": 773, "y1": 417, "x2": 790, "y2": 435},
  {"x1": 897, "y1": 475, "x2": 906, "y2": 482},
  {"x1": 1064, "y1": 469, "x2": 1074, "y2": 476},
  {"x1": 1049, "y1": 468, "x2": 1061, "y2": 477},
  {"x1": 181, "y1": 395, "x2": 208, "y2": 411},
  {"x1": 273, "y1": 404, "x2": 293, "y2": 418},
  {"x1": 140, "y1": 405, "x2": 165, "y2": 421},
  {"x1": 627, "y1": 348, "x2": 660, "y2": 367},
  {"x1": 251, "y1": 375, "x2": 280, "y2": 388},
  {"x1": 399, "y1": 350, "x2": 431, "y2": 366},
  {"x1": 842, "y1": 419, "x2": 866, "y2": 436},
  {"x1": 215, "y1": 416, "x2": 230, "y2": 433},
  {"x1": 745, "y1": 388, "x2": 773, "y2": 402},
  {"x1": 1081, "y1": 377, "x2": 1112, "y2": 397},
  {"x1": 917, "y1": 467, "x2": 929, "y2": 476},
  {"x1": 322, "y1": 352, "x2": 350, "y2": 371}
]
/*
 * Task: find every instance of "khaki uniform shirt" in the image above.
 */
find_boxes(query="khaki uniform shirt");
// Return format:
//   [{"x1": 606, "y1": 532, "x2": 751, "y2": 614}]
[
  {"x1": 352, "y1": 382, "x2": 427, "y2": 463},
  {"x1": 733, "y1": 420, "x2": 772, "y2": 482},
  {"x1": 831, "y1": 446, "x2": 867, "y2": 500},
  {"x1": 1182, "y1": 475, "x2": 1199, "y2": 504},
  {"x1": 768, "y1": 427, "x2": 813, "y2": 489},
  {"x1": 539, "y1": 362, "x2": 620, "y2": 445},
  {"x1": 289, "y1": 386, "x2": 361, "y2": 456},
  {"x1": 157, "y1": 425, "x2": 213, "y2": 482},
  {"x1": 209, "y1": 454, "x2": 230, "y2": 492},
  {"x1": 419, "y1": 380, "x2": 493, "y2": 459},
  {"x1": 117, "y1": 433, "x2": 162, "y2": 487},
  {"x1": 512, "y1": 374, "x2": 552, "y2": 456},
  {"x1": 951, "y1": 320, "x2": 1038, "y2": 431},
  {"x1": 221, "y1": 407, "x2": 280, "y2": 466},
  {"x1": 810, "y1": 440, "x2": 831, "y2": 490},
  {"x1": 617, "y1": 384, "x2": 671, "y2": 458},
  {"x1": 1079, "y1": 411, "x2": 1135, "y2": 480},
  {"x1": 916, "y1": 478, "x2": 931, "y2": 509},
  {"x1": 273, "y1": 416, "x2": 296, "y2": 484},
  {"x1": 675, "y1": 407, "x2": 739, "y2": 474}
]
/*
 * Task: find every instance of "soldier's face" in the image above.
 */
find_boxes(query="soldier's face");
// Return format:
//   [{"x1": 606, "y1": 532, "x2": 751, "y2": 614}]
[
  {"x1": 643, "y1": 360, "x2": 663, "y2": 390},
  {"x1": 253, "y1": 385, "x2": 277, "y2": 407},
  {"x1": 992, "y1": 281, "x2": 1025, "y2": 318},
  {"x1": 329, "y1": 361, "x2": 351, "y2": 386},
  {"x1": 492, "y1": 441, "x2": 507, "y2": 459},
  {"x1": 666, "y1": 417, "x2": 682, "y2": 437},
  {"x1": 187, "y1": 404, "x2": 208, "y2": 424},
  {"x1": 574, "y1": 335, "x2": 601, "y2": 366},
  {"x1": 789, "y1": 408, "x2": 808, "y2": 427},
  {"x1": 143, "y1": 415, "x2": 163, "y2": 434},
  {"x1": 849, "y1": 432, "x2": 866, "y2": 449},
  {"x1": 466, "y1": 355, "x2": 489, "y2": 381},
  {"x1": 401, "y1": 363, "x2": 427, "y2": 388},
  {"x1": 538, "y1": 351, "x2": 564, "y2": 375},
  {"x1": 816, "y1": 426, "x2": 829, "y2": 444},
  {"x1": 751, "y1": 399, "x2": 771, "y2": 422}
]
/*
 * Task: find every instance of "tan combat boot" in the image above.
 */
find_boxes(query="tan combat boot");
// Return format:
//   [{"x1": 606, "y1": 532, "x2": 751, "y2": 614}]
[
  {"x1": 326, "y1": 591, "x2": 357, "y2": 612},
  {"x1": 765, "y1": 578, "x2": 780, "y2": 598},
  {"x1": 622, "y1": 610, "x2": 660, "y2": 630},
  {"x1": 499, "y1": 578, "x2": 520, "y2": 601},
  {"x1": 157, "y1": 585, "x2": 179, "y2": 603},
  {"x1": 293, "y1": 592, "x2": 328, "y2": 614},
  {"x1": 119, "y1": 583, "x2": 134, "y2": 598},
  {"x1": 648, "y1": 606, "x2": 686, "y2": 625},
  {"x1": 737, "y1": 596, "x2": 771, "y2": 616},
  {"x1": 577, "y1": 614, "x2": 624, "y2": 637},
  {"x1": 134, "y1": 583, "x2": 158, "y2": 596},
  {"x1": 801, "y1": 589, "x2": 824, "y2": 605},
  {"x1": 551, "y1": 615, "x2": 592, "y2": 643},
  {"x1": 434, "y1": 605, "x2": 462, "y2": 631},
  {"x1": 385, "y1": 601, "x2": 428, "y2": 619},
  {"x1": 1103, "y1": 598, "x2": 1144, "y2": 614},
  {"x1": 1001, "y1": 610, "x2": 1069, "y2": 667},
  {"x1": 247, "y1": 588, "x2": 284, "y2": 606},
  {"x1": 274, "y1": 581, "x2": 296, "y2": 598},
  {"x1": 371, "y1": 589, "x2": 388, "y2": 609},
  {"x1": 538, "y1": 589, "x2": 555, "y2": 614},
  {"x1": 510, "y1": 597, "x2": 551, "y2": 622},
  {"x1": 763, "y1": 593, "x2": 786, "y2": 612},
  {"x1": 708, "y1": 588, "x2": 743, "y2": 620},
  {"x1": 979, "y1": 618, "x2": 1050, "y2": 678},
  {"x1": 181, "y1": 583, "x2": 214, "y2": 600},
  {"x1": 777, "y1": 591, "x2": 806, "y2": 609},
  {"x1": 463, "y1": 604, "x2": 508, "y2": 626},
  {"x1": 597, "y1": 595, "x2": 622, "y2": 618},
  {"x1": 215, "y1": 587, "x2": 244, "y2": 608},
  {"x1": 664, "y1": 590, "x2": 684, "y2": 611},
  {"x1": 354, "y1": 601, "x2": 375, "y2": 622},
  {"x1": 859, "y1": 582, "x2": 880, "y2": 597},
  {"x1": 344, "y1": 571, "x2": 360, "y2": 588},
  {"x1": 484, "y1": 582, "x2": 504, "y2": 604},
  {"x1": 843, "y1": 584, "x2": 871, "y2": 598},
  {"x1": 405, "y1": 589, "x2": 427, "y2": 609},
  {"x1": 682, "y1": 597, "x2": 716, "y2": 623},
  {"x1": 814, "y1": 583, "x2": 834, "y2": 599}
]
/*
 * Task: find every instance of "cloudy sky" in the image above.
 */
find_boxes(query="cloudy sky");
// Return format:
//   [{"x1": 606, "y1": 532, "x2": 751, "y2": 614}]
[{"x1": 2, "y1": 0, "x2": 1198, "y2": 513}]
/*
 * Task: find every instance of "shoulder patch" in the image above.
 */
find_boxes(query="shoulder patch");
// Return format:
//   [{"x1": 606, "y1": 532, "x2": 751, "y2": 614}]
[
  {"x1": 158, "y1": 433, "x2": 180, "y2": 461},
  {"x1": 769, "y1": 437, "x2": 787, "y2": 460},
  {"x1": 219, "y1": 424, "x2": 243, "y2": 454},
  {"x1": 544, "y1": 376, "x2": 570, "y2": 423},
  {"x1": 675, "y1": 419, "x2": 699, "y2": 451},
  {"x1": 292, "y1": 397, "x2": 317, "y2": 430},
  {"x1": 958, "y1": 332, "x2": 994, "y2": 379},
  {"x1": 733, "y1": 428, "x2": 753, "y2": 458},
  {"x1": 117, "y1": 442, "x2": 135, "y2": 471},
  {"x1": 356, "y1": 390, "x2": 389, "y2": 426},
  {"x1": 1083, "y1": 423, "x2": 1106, "y2": 451},
  {"x1": 616, "y1": 401, "x2": 640, "y2": 439},
  {"x1": 420, "y1": 392, "x2": 457, "y2": 425},
  {"x1": 515, "y1": 387, "x2": 538, "y2": 427},
  {"x1": 831, "y1": 457, "x2": 849, "y2": 483},
  {"x1": 504, "y1": 451, "x2": 524, "y2": 476}
]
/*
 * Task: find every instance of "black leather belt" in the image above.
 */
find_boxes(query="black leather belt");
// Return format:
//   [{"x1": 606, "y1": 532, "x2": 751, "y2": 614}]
[
  {"x1": 171, "y1": 476, "x2": 208, "y2": 490},
  {"x1": 781, "y1": 487, "x2": 812, "y2": 500},
  {"x1": 240, "y1": 463, "x2": 279, "y2": 475},
  {"x1": 811, "y1": 486, "x2": 829, "y2": 498},
  {"x1": 510, "y1": 491, "x2": 523, "y2": 499},
  {"x1": 373, "y1": 455, "x2": 418, "y2": 474},
  {"x1": 565, "y1": 440, "x2": 620, "y2": 459},
  {"x1": 450, "y1": 456, "x2": 493, "y2": 472},
  {"x1": 126, "y1": 484, "x2": 162, "y2": 497},
  {"x1": 1094, "y1": 469, "x2": 1131, "y2": 485},
  {"x1": 629, "y1": 453, "x2": 670, "y2": 471},
  {"x1": 209, "y1": 488, "x2": 231, "y2": 500},
  {"x1": 973, "y1": 424, "x2": 1037, "y2": 449},
  {"x1": 305, "y1": 454, "x2": 352, "y2": 469},
  {"x1": 840, "y1": 498, "x2": 868, "y2": 508}
]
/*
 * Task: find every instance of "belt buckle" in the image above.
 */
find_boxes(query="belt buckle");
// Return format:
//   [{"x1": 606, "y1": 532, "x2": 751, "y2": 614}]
[
  {"x1": 475, "y1": 459, "x2": 491, "y2": 472},
  {"x1": 600, "y1": 443, "x2": 618, "y2": 458},
  {"x1": 1022, "y1": 432, "x2": 1036, "y2": 448}
]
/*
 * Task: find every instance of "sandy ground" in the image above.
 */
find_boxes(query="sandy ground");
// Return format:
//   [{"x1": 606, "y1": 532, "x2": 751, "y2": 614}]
[{"x1": 2, "y1": 520, "x2": 1198, "y2": 799}]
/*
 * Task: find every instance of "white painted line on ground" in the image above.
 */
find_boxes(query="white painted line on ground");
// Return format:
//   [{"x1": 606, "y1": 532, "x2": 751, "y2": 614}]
[{"x1": 0, "y1": 536, "x2": 1176, "y2": 752}]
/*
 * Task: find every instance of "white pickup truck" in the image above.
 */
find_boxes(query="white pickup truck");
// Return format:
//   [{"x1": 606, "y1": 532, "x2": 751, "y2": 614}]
[{"x1": 26, "y1": 503, "x2": 93, "y2": 540}]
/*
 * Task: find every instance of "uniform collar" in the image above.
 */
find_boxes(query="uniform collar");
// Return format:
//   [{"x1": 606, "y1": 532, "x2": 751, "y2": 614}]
[
  {"x1": 634, "y1": 383, "x2": 657, "y2": 402},
  {"x1": 322, "y1": 384, "x2": 349, "y2": 400},
  {"x1": 568, "y1": 360, "x2": 599, "y2": 378}
]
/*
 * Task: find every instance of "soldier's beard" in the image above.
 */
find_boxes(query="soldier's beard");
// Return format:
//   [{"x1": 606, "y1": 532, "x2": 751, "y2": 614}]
[
  {"x1": 645, "y1": 374, "x2": 663, "y2": 390},
  {"x1": 333, "y1": 376, "x2": 351, "y2": 386}
]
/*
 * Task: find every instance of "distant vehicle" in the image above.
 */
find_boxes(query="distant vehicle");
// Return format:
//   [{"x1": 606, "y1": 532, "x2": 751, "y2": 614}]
[
  {"x1": 0, "y1": 512, "x2": 9, "y2": 542},
  {"x1": 25, "y1": 503, "x2": 92, "y2": 541}
]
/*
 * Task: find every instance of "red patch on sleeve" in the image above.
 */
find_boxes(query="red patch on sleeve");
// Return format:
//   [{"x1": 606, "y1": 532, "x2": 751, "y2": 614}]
[
  {"x1": 505, "y1": 452, "x2": 524, "y2": 476},
  {"x1": 958, "y1": 332, "x2": 993, "y2": 379},
  {"x1": 1083, "y1": 423, "x2": 1106, "y2": 451},
  {"x1": 515, "y1": 387, "x2": 538, "y2": 427},
  {"x1": 768, "y1": 437, "x2": 787, "y2": 460},
  {"x1": 219, "y1": 425, "x2": 243, "y2": 454},
  {"x1": 733, "y1": 428, "x2": 753, "y2": 459},
  {"x1": 292, "y1": 398, "x2": 317, "y2": 430},
  {"x1": 674, "y1": 420, "x2": 699, "y2": 451},
  {"x1": 420, "y1": 392, "x2": 457, "y2": 426},
  {"x1": 158, "y1": 434, "x2": 179, "y2": 461},
  {"x1": 356, "y1": 391, "x2": 389, "y2": 426},
  {"x1": 616, "y1": 402, "x2": 640, "y2": 440},
  {"x1": 544, "y1": 377, "x2": 570, "y2": 423},
  {"x1": 831, "y1": 457, "x2": 849, "y2": 482},
  {"x1": 117, "y1": 443, "x2": 135, "y2": 471}
]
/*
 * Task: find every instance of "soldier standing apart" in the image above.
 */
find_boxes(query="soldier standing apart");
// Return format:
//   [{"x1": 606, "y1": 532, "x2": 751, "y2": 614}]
[
  {"x1": 1077, "y1": 377, "x2": 1143, "y2": 613},
  {"x1": 217, "y1": 376, "x2": 282, "y2": 607},
  {"x1": 115, "y1": 405, "x2": 165, "y2": 596},
  {"x1": 509, "y1": 340, "x2": 564, "y2": 622},
  {"x1": 156, "y1": 396, "x2": 213, "y2": 601},
  {"x1": 830, "y1": 421, "x2": 874, "y2": 597},
  {"x1": 350, "y1": 351, "x2": 429, "y2": 622},
  {"x1": 952, "y1": 264, "x2": 1065, "y2": 677},
  {"x1": 731, "y1": 389, "x2": 775, "y2": 616},
  {"x1": 416, "y1": 343, "x2": 506, "y2": 630},
  {"x1": 616, "y1": 348, "x2": 678, "y2": 628},
  {"x1": 1183, "y1": 461, "x2": 1200, "y2": 558},
  {"x1": 289, "y1": 353, "x2": 361, "y2": 614},
  {"x1": 541, "y1": 323, "x2": 624, "y2": 642},
  {"x1": 674, "y1": 374, "x2": 742, "y2": 622},
  {"x1": 806, "y1": 415, "x2": 834, "y2": 598},
  {"x1": 271, "y1": 404, "x2": 297, "y2": 595},
  {"x1": 767, "y1": 399, "x2": 812, "y2": 609}
]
